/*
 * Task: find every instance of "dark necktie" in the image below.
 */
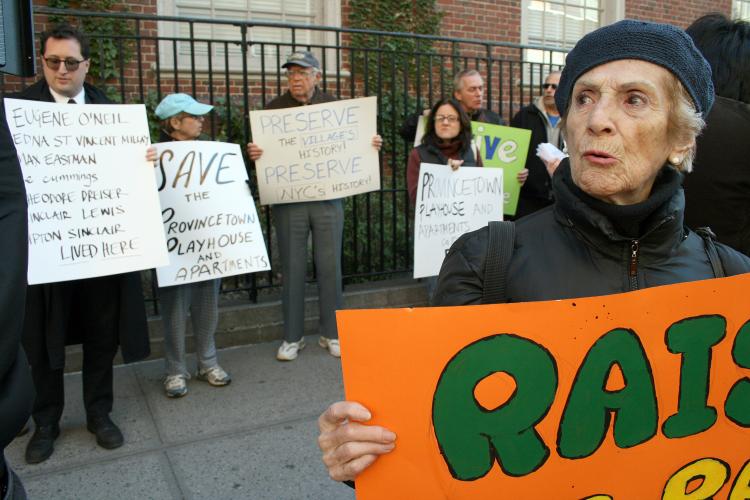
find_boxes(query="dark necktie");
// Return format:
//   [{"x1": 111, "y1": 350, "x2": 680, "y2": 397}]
[{"x1": 68, "y1": 99, "x2": 76, "y2": 104}]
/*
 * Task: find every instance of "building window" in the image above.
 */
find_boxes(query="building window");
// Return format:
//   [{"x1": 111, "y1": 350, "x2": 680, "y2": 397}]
[
  {"x1": 520, "y1": 0, "x2": 624, "y2": 83},
  {"x1": 156, "y1": 0, "x2": 340, "y2": 73},
  {"x1": 735, "y1": 0, "x2": 750, "y2": 20}
]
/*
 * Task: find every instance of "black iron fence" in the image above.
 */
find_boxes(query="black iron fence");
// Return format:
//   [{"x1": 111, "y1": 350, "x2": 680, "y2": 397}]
[{"x1": 3, "y1": 7, "x2": 566, "y2": 312}]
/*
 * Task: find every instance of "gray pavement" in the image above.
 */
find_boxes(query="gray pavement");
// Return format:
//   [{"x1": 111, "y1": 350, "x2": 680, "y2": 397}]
[{"x1": 6, "y1": 338, "x2": 356, "y2": 500}]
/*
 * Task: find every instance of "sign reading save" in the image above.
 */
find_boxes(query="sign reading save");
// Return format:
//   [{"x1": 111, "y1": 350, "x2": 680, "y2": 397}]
[{"x1": 338, "y1": 274, "x2": 750, "y2": 499}]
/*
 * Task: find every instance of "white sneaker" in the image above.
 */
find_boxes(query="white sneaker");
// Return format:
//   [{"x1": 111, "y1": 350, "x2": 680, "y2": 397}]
[
  {"x1": 196, "y1": 366, "x2": 232, "y2": 386},
  {"x1": 318, "y1": 336, "x2": 341, "y2": 357},
  {"x1": 276, "y1": 339, "x2": 306, "y2": 361},
  {"x1": 164, "y1": 374, "x2": 188, "y2": 398}
]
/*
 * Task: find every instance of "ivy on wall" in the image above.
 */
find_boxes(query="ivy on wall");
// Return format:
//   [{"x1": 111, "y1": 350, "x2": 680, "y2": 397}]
[{"x1": 346, "y1": 0, "x2": 445, "y2": 276}]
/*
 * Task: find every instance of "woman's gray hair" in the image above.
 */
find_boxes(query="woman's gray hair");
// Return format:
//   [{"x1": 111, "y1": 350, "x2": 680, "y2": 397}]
[{"x1": 665, "y1": 74, "x2": 705, "y2": 173}]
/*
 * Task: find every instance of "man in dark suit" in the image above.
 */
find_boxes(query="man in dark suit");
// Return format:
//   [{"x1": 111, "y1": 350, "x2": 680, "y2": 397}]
[{"x1": 12, "y1": 24, "x2": 150, "y2": 464}]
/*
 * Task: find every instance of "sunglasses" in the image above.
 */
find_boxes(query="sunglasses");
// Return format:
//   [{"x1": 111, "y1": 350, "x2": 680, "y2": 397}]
[
  {"x1": 44, "y1": 56, "x2": 87, "y2": 71},
  {"x1": 542, "y1": 83, "x2": 558, "y2": 90}
]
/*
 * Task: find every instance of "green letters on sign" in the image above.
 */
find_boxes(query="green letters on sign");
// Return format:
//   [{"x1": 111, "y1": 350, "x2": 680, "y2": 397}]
[
  {"x1": 726, "y1": 319, "x2": 750, "y2": 426},
  {"x1": 662, "y1": 315, "x2": 726, "y2": 438},
  {"x1": 432, "y1": 334, "x2": 557, "y2": 480},
  {"x1": 558, "y1": 328, "x2": 657, "y2": 458}
]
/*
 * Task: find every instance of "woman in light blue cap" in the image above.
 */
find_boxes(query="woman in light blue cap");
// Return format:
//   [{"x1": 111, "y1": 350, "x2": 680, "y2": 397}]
[{"x1": 154, "y1": 93, "x2": 231, "y2": 398}]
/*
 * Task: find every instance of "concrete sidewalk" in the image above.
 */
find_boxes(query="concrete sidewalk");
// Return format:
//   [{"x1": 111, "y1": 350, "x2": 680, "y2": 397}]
[{"x1": 6, "y1": 338, "x2": 356, "y2": 500}]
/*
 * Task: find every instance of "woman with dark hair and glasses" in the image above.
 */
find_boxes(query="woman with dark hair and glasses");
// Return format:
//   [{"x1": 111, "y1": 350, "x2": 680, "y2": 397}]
[
  {"x1": 153, "y1": 93, "x2": 232, "y2": 398},
  {"x1": 405, "y1": 97, "x2": 483, "y2": 206},
  {"x1": 405, "y1": 98, "x2": 485, "y2": 299}
]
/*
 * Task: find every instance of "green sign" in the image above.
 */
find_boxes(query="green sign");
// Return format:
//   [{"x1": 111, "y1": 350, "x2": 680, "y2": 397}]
[{"x1": 471, "y1": 122, "x2": 531, "y2": 217}]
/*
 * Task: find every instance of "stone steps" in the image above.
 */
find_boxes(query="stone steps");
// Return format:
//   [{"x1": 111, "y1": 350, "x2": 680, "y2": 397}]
[{"x1": 64, "y1": 278, "x2": 428, "y2": 372}]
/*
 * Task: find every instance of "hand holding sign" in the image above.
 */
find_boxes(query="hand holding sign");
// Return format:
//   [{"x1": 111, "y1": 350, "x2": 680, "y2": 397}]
[
  {"x1": 318, "y1": 401, "x2": 396, "y2": 482},
  {"x1": 334, "y1": 274, "x2": 750, "y2": 499}
]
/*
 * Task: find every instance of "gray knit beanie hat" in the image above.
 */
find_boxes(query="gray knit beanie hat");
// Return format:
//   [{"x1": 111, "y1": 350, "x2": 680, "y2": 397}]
[{"x1": 556, "y1": 19, "x2": 715, "y2": 117}]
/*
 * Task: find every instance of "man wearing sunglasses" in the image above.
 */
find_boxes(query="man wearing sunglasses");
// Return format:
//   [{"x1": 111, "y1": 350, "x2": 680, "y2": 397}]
[
  {"x1": 510, "y1": 70, "x2": 564, "y2": 218},
  {"x1": 9, "y1": 24, "x2": 149, "y2": 464}
]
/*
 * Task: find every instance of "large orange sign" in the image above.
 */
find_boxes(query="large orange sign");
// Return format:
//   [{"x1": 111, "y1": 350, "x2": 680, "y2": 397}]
[{"x1": 337, "y1": 274, "x2": 750, "y2": 499}]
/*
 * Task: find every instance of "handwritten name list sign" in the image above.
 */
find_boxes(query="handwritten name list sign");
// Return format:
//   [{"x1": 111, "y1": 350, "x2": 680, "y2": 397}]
[
  {"x1": 154, "y1": 141, "x2": 270, "y2": 286},
  {"x1": 4, "y1": 99, "x2": 168, "y2": 284},
  {"x1": 413, "y1": 163, "x2": 504, "y2": 278},
  {"x1": 249, "y1": 96, "x2": 380, "y2": 205}
]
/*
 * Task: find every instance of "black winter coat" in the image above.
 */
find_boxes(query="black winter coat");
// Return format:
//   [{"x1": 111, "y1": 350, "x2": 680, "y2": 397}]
[
  {"x1": 11, "y1": 79, "x2": 150, "y2": 369},
  {"x1": 433, "y1": 161, "x2": 750, "y2": 306},
  {"x1": 683, "y1": 96, "x2": 750, "y2": 257},
  {"x1": 510, "y1": 103, "x2": 563, "y2": 217},
  {"x1": 0, "y1": 104, "x2": 33, "y2": 452}
]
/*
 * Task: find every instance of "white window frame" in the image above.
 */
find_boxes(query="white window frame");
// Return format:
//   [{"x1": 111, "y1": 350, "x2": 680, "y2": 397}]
[
  {"x1": 520, "y1": 0, "x2": 624, "y2": 84},
  {"x1": 156, "y1": 0, "x2": 341, "y2": 75},
  {"x1": 734, "y1": 0, "x2": 750, "y2": 20}
]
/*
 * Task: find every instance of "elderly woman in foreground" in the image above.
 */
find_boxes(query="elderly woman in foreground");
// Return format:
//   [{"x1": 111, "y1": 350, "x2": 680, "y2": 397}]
[{"x1": 317, "y1": 20, "x2": 750, "y2": 482}]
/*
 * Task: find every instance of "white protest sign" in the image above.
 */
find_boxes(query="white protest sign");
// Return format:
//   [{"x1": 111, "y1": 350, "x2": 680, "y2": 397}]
[
  {"x1": 4, "y1": 98, "x2": 168, "y2": 285},
  {"x1": 249, "y1": 96, "x2": 380, "y2": 204},
  {"x1": 413, "y1": 163, "x2": 503, "y2": 278},
  {"x1": 154, "y1": 141, "x2": 270, "y2": 286}
]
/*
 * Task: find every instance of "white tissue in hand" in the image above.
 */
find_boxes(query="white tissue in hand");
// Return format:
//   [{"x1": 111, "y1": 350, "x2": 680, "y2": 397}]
[{"x1": 536, "y1": 142, "x2": 567, "y2": 163}]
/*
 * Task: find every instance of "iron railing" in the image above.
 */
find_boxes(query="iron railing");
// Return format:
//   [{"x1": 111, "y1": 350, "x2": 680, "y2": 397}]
[{"x1": 3, "y1": 7, "x2": 566, "y2": 312}]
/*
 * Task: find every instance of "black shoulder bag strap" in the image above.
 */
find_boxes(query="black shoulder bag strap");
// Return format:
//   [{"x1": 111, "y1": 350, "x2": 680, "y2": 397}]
[
  {"x1": 695, "y1": 227, "x2": 726, "y2": 278},
  {"x1": 482, "y1": 220, "x2": 516, "y2": 304}
]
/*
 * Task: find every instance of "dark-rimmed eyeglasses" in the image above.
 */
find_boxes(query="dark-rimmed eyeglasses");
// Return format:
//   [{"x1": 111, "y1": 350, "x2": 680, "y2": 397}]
[
  {"x1": 43, "y1": 56, "x2": 87, "y2": 72},
  {"x1": 435, "y1": 115, "x2": 459, "y2": 123},
  {"x1": 542, "y1": 83, "x2": 558, "y2": 90}
]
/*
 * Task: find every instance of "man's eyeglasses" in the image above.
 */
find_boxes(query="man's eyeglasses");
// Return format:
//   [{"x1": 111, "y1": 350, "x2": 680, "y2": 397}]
[
  {"x1": 43, "y1": 56, "x2": 87, "y2": 72},
  {"x1": 542, "y1": 83, "x2": 558, "y2": 90},
  {"x1": 286, "y1": 68, "x2": 314, "y2": 78},
  {"x1": 435, "y1": 115, "x2": 459, "y2": 123}
]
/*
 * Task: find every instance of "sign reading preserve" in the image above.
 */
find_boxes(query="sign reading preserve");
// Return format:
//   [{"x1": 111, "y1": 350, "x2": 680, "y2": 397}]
[
  {"x1": 338, "y1": 274, "x2": 750, "y2": 499},
  {"x1": 153, "y1": 141, "x2": 270, "y2": 286},
  {"x1": 249, "y1": 96, "x2": 379, "y2": 205},
  {"x1": 4, "y1": 99, "x2": 168, "y2": 284}
]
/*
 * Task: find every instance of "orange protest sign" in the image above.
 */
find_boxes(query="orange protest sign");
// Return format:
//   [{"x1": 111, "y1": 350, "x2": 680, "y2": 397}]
[{"x1": 337, "y1": 274, "x2": 750, "y2": 500}]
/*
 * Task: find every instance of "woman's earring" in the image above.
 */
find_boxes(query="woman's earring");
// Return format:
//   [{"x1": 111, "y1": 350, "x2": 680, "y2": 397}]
[{"x1": 669, "y1": 156, "x2": 681, "y2": 166}]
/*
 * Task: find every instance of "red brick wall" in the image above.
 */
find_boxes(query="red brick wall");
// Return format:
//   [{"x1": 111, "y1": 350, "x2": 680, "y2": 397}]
[
  {"x1": 626, "y1": 0, "x2": 732, "y2": 28},
  {"x1": 1, "y1": 0, "x2": 735, "y2": 109},
  {"x1": 439, "y1": 0, "x2": 521, "y2": 43}
]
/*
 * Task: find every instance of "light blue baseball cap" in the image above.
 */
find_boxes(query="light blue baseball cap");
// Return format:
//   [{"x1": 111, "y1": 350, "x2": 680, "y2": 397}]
[{"x1": 154, "y1": 93, "x2": 214, "y2": 120}]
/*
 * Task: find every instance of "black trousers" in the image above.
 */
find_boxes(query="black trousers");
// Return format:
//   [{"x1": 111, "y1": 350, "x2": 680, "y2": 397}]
[{"x1": 31, "y1": 276, "x2": 120, "y2": 426}]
